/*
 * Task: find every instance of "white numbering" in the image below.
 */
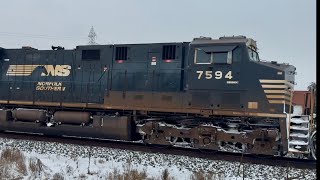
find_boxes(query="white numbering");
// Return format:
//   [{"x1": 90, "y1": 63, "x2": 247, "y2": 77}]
[
  {"x1": 196, "y1": 71, "x2": 203, "y2": 79},
  {"x1": 225, "y1": 71, "x2": 233, "y2": 79},
  {"x1": 215, "y1": 71, "x2": 222, "y2": 79},
  {"x1": 205, "y1": 71, "x2": 212, "y2": 79},
  {"x1": 197, "y1": 70, "x2": 233, "y2": 80}
]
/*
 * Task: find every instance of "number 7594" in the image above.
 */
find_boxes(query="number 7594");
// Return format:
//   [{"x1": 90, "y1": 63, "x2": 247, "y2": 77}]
[{"x1": 196, "y1": 71, "x2": 233, "y2": 80}]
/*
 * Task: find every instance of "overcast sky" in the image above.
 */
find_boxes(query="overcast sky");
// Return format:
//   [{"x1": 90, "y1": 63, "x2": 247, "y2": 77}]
[{"x1": 0, "y1": 0, "x2": 316, "y2": 90}]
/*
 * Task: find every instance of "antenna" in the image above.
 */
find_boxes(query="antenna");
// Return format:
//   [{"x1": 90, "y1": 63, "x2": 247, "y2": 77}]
[{"x1": 88, "y1": 26, "x2": 97, "y2": 45}]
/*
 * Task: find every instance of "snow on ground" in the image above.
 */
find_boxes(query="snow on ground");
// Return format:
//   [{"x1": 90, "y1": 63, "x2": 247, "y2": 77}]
[{"x1": 0, "y1": 137, "x2": 316, "y2": 180}]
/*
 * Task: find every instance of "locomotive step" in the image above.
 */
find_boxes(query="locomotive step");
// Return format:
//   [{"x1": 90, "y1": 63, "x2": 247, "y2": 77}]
[
  {"x1": 289, "y1": 126, "x2": 309, "y2": 131},
  {"x1": 288, "y1": 140, "x2": 308, "y2": 146},
  {"x1": 288, "y1": 148, "x2": 309, "y2": 154},
  {"x1": 290, "y1": 118, "x2": 309, "y2": 124},
  {"x1": 289, "y1": 133, "x2": 309, "y2": 138}
]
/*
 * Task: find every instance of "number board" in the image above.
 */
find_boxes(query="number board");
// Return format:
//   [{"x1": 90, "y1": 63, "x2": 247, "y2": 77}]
[{"x1": 196, "y1": 70, "x2": 233, "y2": 80}]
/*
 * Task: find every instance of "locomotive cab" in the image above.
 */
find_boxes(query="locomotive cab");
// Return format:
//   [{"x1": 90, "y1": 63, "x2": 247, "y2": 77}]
[{"x1": 186, "y1": 36, "x2": 296, "y2": 116}]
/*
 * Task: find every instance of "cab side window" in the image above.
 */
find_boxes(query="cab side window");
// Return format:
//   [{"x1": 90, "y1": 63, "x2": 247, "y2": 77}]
[
  {"x1": 194, "y1": 48, "x2": 212, "y2": 64},
  {"x1": 213, "y1": 52, "x2": 231, "y2": 64},
  {"x1": 194, "y1": 48, "x2": 232, "y2": 64}
]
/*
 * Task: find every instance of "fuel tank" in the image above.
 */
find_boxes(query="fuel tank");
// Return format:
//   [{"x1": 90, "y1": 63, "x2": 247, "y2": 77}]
[
  {"x1": 53, "y1": 111, "x2": 91, "y2": 125},
  {"x1": 12, "y1": 108, "x2": 47, "y2": 122},
  {"x1": 0, "y1": 109, "x2": 12, "y2": 122}
]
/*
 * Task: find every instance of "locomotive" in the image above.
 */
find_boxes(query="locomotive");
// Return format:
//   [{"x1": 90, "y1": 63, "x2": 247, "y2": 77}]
[{"x1": 0, "y1": 36, "x2": 316, "y2": 159}]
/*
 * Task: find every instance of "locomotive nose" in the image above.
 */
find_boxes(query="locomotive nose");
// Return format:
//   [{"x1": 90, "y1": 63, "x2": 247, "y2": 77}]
[{"x1": 267, "y1": 61, "x2": 296, "y2": 86}]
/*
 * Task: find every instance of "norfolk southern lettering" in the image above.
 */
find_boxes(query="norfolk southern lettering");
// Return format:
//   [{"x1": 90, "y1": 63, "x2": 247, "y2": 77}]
[{"x1": 36, "y1": 82, "x2": 66, "y2": 91}]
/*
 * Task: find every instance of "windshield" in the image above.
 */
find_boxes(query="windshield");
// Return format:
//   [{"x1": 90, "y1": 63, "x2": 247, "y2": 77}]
[{"x1": 247, "y1": 48, "x2": 259, "y2": 61}]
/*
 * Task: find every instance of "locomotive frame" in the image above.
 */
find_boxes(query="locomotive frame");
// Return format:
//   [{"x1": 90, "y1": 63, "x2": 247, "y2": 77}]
[{"x1": 0, "y1": 36, "x2": 316, "y2": 159}]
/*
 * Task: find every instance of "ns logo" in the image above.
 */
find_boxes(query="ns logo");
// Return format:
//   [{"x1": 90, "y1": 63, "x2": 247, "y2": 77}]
[
  {"x1": 6, "y1": 65, "x2": 71, "y2": 77},
  {"x1": 41, "y1": 65, "x2": 71, "y2": 76}
]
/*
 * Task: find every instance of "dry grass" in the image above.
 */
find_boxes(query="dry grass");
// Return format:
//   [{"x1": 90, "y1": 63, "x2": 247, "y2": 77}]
[
  {"x1": 28, "y1": 157, "x2": 44, "y2": 176},
  {"x1": 0, "y1": 148, "x2": 264, "y2": 180},
  {"x1": 161, "y1": 168, "x2": 173, "y2": 180},
  {"x1": 65, "y1": 165, "x2": 73, "y2": 175},
  {"x1": 190, "y1": 170, "x2": 222, "y2": 180},
  {"x1": 107, "y1": 168, "x2": 147, "y2": 180},
  {"x1": 78, "y1": 173, "x2": 87, "y2": 179},
  {"x1": 0, "y1": 148, "x2": 27, "y2": 179},
  {"x1": 107, "y1": 165, "x2": 148, "y2": 180}
]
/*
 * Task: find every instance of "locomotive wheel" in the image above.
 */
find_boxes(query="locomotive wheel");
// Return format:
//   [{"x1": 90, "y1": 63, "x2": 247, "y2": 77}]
[
  {"x1": 310, "y1": 130, "x2": 316, "y2": 160},
  {"x1": 190, "y1": 138, "x2": 199, "y2": 148}
]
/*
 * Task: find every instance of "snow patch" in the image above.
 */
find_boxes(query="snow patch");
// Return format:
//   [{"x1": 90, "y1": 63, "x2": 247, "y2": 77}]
[{"x1": 0, "y1": 137, "x2": 316, "y2": 179}]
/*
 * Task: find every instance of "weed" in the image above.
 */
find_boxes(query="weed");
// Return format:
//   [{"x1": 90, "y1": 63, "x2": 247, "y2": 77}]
[
  {"x1": 52, "y1": 173, "x2": 64, "y2": 180},
  {"x1": 106, "y1": 166, "x2": 148, "y2": 180},
  {"x1": 66, "y1": 165, "x2": 73, "y2": 175},
  {"x1": 28, "y1": 157, "x2": 44, "y2": 176},
  {"x1": 78, "y1": 173, "x2": 87, "y2": 180},
  {"x1": 0, "y1": 148, "x2": 27, "y2": 176},
  {"x1": 161, "y1": 168, "x2": 172, "y2": 180}
]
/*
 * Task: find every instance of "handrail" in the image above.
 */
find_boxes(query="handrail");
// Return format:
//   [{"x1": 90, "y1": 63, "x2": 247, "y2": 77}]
[{"x1": 310, "y1": 88, "x2": 315, "y2": 129}]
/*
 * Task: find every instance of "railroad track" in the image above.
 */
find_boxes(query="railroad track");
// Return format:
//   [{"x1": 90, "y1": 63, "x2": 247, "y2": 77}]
[{"x1": 0, "y1": 131, "x2": 316, "y2": 170}]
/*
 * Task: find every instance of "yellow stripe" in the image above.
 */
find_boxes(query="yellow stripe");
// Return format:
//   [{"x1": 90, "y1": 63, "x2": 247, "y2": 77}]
[
  {"x1": 8, "y1": 69, "x2": 36, "y2": 72},
  {"x1": 7, "y1": 65, "x2": 39, "y2": 76},
  {"x1": 8, "y1": 67, "x2": 38, "y2": 69},
  {"x1": 8, "y1": 65, "x2": 39, "y2": 69},
  {"x1": 260, "y1": 79, "x2": 294, "y2": 88},
  {"x1": 7, "y1": 72, "x2": 33, "y2": 73},
  {"x1": 6, "y1": 72, "x2": 33, "y2": 74},
  {"x1": 266, "y1": 95, "x2": 291, "y2": 101},
  {"x1": 6, "y1": 74, "x2": 33, "y2": 76},
  {"x1": 269, "y1": 100, "x2": 291, "y2": 105},
  {"x1": 261, "y1": 84, "x2": 288, "y2": 89},
  {"x1": 8, "y1": 101, "x2": 34, "y2": 105},
  {"x1": 7, "y1": 70, "x2": 34, "y2": 71},
  {"x1": 0, "y1": 100, "x2": 8, "y2": 104},
  {"x1": 8, "y1": 68, "x2": 36, "y2": 70},
  {"x1": 253, "y1": 113, "x2": 287, "y2": 118},
  {"x1": 8, "y1": 68, "x2": 38, "y2": 70},
  {"x1": 260, "y1": 79, "x2": 288, "y2": 83},
  {"x1": 7, "y1": 71, "x2": 32, "y2": 74},
  {"x1": 8, "y1": 65, "x2": 40, "y2": 67},
  {"x1": 264, "y1": 90, "x2": 291, "y2": 95}
]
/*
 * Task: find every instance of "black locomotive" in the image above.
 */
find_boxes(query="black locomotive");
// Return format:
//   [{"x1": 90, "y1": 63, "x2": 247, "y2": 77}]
[{"x1": 0, "y1": 36, "x2": 314, "y2": 158}]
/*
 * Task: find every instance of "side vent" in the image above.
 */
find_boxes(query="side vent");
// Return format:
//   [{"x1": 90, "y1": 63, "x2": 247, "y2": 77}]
[
  {"x1": 115, "y1": 47, "x2": 128, "y2": 61},
  {"x1": 162, "y1": 45, "x2": 176, "y2": 60},
  {"x1": 82, "y1": 49, "x2": 100, "y2": 60}
]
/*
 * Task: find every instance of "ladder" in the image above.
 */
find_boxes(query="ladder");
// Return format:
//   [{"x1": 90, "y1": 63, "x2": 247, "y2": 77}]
[{"x1": 288, "y1": 114, "x2": 310, "y2": 155}]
